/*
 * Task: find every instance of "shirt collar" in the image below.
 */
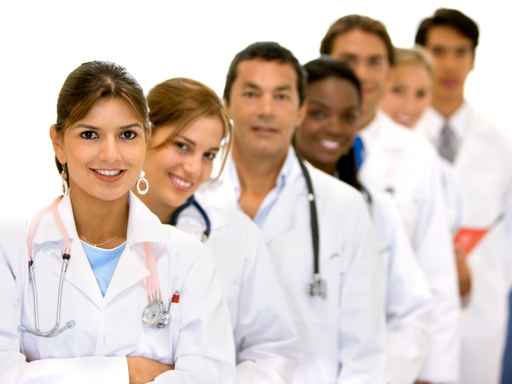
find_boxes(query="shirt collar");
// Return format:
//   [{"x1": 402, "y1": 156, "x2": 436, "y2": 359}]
[
  {"x1": 422, "y1": 102, "x2": 470, "y2": 142},
  {"x1": 227, "y1": 147, "x2": 296, "y2": 201}
]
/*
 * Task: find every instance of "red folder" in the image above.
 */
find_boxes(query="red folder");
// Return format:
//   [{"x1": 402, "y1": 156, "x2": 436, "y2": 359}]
[{"x1": 454, "y1": 213, "x2": 504, "y2": 258}]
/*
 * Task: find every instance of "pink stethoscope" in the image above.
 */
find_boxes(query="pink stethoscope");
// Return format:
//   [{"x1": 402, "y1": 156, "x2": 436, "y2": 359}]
[{"x1": 19, "y1": 197, "x2": 178, "y2": 338}]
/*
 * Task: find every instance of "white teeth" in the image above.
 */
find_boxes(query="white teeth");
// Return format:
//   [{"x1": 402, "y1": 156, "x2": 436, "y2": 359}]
[
  {"x1": 320, "y1": 140, "x2": 340, "y2": 150},
  {"x1": 171, "y1": 175, "x2": 192, "y2": 189},
  {"x1": 95, "y1": 169, "x2": 122, "y2": 176}
]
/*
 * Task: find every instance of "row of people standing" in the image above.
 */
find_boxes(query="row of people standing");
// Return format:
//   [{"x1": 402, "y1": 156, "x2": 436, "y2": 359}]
[{"x1": 0, "y1": 7, "x2": 510, "y2": 384}]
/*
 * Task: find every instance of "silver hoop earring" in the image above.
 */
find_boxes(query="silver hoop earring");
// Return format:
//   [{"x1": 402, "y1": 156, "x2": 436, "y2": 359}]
[
  {"x1": 137, "y1": 170, "x2": 149, "y2": 195},
  {"x1": 61, "y1": 164, "x2": 69, "y2": 196}
]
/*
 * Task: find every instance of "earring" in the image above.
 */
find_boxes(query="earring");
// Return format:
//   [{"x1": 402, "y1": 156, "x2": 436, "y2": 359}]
[
  {"x1": 61, "y1": 164, "x2": 69, "y2": 196},
  {"x1": 137, "y1": 170, "x2": 149, "y2": 195}
]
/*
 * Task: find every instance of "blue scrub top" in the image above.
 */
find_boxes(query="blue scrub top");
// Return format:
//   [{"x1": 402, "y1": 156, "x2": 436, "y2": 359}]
[{"x1": 81, "y1": 241, "x2": 126, "y2": 296}]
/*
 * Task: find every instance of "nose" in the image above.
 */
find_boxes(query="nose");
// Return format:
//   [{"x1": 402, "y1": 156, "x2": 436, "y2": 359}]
[
  {"x1": 98, "y1": 135, "x2": 122, "y2": 163},
  {"x1": 352, "y1": 61, "x2": 369, "y2": 84},
  {"x1": 182, "y1": 153, "x2": 203, "y2": 180},
  {"x1": 258, "y1": 93, "x2": 275, "y2": 119}
]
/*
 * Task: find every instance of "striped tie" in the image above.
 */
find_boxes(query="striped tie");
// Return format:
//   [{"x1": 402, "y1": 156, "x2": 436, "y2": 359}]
[{"x1": 438, "y1": 121, "x2": 458, "y2": 163}]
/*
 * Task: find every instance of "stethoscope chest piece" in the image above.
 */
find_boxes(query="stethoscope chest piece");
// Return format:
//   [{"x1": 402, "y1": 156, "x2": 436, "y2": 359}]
[
  {"x1": 142, "y1": 301, "x2": 169, "y2": 328},
  {"x1": 309, "y1": 274, "x2": 327, "y2": 299}
]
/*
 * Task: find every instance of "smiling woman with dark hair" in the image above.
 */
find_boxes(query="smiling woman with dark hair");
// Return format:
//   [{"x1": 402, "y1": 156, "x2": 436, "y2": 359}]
[{"x1": 0, "y1": 61, "x2": 235, "y2": 384}]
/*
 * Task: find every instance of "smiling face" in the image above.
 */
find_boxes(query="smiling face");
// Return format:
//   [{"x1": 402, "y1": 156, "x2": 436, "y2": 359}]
[
  {"x1": 295, "y1": 77, "x2": 361, "y2": 174},
  {"x1": 226, "y1": 59, "x2": 305, "y2": 162},
  {"x1": 143, "y1": 116, "x2": 224, "y2": 219},
  {"x1": 329, "y1": 29, "x2": 390, "y2": 128},
  {"x1": 51, "y1": 97, "x2": 146, "y2": 203},
  {"x1": 381, "y1": 63, "x2": 433, "y2": 128}
]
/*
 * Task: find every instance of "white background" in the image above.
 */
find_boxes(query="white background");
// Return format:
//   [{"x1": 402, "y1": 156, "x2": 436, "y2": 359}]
[{"x1": 0, "y1": 0, "x2": 509, "y2": 219}]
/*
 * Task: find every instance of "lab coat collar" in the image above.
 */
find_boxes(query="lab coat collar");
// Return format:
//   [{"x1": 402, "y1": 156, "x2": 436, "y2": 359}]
[
  {"x1": 31, "y1": 192, "x2": 168, "y2": 247},
  {"x1": 30, "y1": 192, "x2": 169, "y2": 309}
]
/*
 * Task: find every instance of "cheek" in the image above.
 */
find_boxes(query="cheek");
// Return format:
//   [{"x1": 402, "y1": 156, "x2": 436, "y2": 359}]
[{"x1": 200, "y1": 162, "x2": 214, "y2": 183}]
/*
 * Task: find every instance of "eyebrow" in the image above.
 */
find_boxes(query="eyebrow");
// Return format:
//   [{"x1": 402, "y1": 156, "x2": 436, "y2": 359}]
[
  {"x1": 175, "y1": 134, "x2": 220, "y2": 151},
  {"x1": 242, "y1": 82, "x2": 293, "y2": 92},
  {"x1": 308, "y1": 99, "x2": 330, "y2": 109},
  {"x1": 74, "y1": 123, "x2": 143, "y2": 130}
]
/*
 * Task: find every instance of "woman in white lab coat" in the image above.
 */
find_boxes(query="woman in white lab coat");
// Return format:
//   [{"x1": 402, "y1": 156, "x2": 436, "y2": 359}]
[
  {"x1": 137, "y1": 77, "x2": 299, "y2": 383},
  {"x1": 294, "y1": 57, "x2": 433, "y2": 384},
  {"x1": 0, "y1": 61, "x2": 234, "y2": 384}
]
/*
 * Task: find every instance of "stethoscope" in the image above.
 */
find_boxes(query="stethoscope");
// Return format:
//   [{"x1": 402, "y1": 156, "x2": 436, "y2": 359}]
[
  {"x1": 19, "y1": 197, "x2": 178, "y2": 338},
  {"x1": 169, "y1": 195, "x2": 211, "y2": 242},
  {"x1": 296, "y1": 153, "x2": 326, "y2": 299}
]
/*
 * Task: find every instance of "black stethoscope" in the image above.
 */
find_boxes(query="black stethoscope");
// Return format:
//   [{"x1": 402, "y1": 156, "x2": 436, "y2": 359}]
[
  {"x1": 169, "y1": 156, "x2": 325, "y2": 299},
  {"x1": 296, "y1": 154, "x2": 326, "y2": 299},
  {"x1": 169, "y1": 195, "x2": 212, "y2": 242}
]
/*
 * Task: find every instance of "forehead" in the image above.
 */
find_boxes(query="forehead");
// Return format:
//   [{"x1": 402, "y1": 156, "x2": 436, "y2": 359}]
[
  {"x1": 331, "y1": 29, "x2": 388, "y2": 58},
  {"x1": 426, "y1": 26, "x2": 473, "y2": 47},
  {"x1": 234, "y1": 59, "x2": 298, "y2": 90},
  {"x1": 308, "y1": 77, "x2": 360, "y2": 107},
  {"x1": 78, "y1": 97, "x2": 141, "y2": 125},
  {"x1": 391, "y1": 63, "x2": 432, "y2": 81}
]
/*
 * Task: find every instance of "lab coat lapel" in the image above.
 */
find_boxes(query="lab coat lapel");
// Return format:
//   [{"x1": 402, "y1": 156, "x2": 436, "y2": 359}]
[
  {"x1": 103, "y1": 193, "x2": 167, "y2": 305},
  {"x1": 31, "y1": 195, "x2": 105, "y2": 309}
]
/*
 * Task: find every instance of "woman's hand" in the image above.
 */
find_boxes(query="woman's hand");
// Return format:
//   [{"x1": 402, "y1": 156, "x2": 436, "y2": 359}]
[{"x1": 127, "y1": 356, "x2": 173, "y2": 384}]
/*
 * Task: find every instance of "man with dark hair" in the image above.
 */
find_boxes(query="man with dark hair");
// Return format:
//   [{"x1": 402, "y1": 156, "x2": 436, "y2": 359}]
[
  {"x1": 217, "y1": 41, "x2": 387, "y2": 383},
  {"x1": 321, "y1": 14, "x2": 460, "y2": 384},
  {"x1": 415, "y1": 8, "x2": 512, "y2": 384}
]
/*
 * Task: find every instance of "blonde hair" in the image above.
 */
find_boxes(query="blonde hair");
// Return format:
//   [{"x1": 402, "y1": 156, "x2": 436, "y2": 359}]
[{"x1": 393, "y1": 46, "x2": 433, "y2": 76}]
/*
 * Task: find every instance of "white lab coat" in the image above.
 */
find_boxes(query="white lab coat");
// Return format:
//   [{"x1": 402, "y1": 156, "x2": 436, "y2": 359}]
[
  {"x1": 171, "y1": 193, "x2": 300, "y2": 383},
  {"x1": 0, "y1": 193, "x2": 235, "y2": 384},
  {"x1": 418, "y1": 104, "x2": 512, "y2": 384},
  {"x1": 367, "y1": 190, "x2": 433, "y2": 384},
  {"x1": 222, "y1": 149, "x2": 387, "y2": 384},
  {"x1": 360, "y1": 112, "x2": 460, "y2": 383}
]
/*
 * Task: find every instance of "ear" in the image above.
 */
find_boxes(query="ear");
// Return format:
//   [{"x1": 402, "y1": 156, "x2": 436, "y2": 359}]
[
  {"x1": 296, "y1": 102, "x2": 307, "y2": 127},
  {"x1": 50, "y1": 125, "x2": 66, "y2": 167}
]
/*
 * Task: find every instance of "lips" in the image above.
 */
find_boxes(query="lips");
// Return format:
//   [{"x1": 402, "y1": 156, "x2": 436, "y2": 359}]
[
  {"x1": 91, "y1": 168, "x2": 125, "y2": 182},
  {"x1": 320, "y1": 139, "x2": 341, "y2": 150},
  {"x1": 251, "y1": 125, "x2": 279, "y2": 135},
  {"x1": 168, "y1": 173, "x2": 193, "y2": 192}
]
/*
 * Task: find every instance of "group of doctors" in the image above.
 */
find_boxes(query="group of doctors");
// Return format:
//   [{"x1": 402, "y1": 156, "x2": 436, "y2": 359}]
[{"x1": 0, "y1": 7, "x2": 510, "y2": 384}]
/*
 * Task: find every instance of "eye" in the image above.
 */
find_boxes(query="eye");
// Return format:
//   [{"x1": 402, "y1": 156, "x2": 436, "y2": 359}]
[
  {"x1": 308, "y1": 109, "x2": 328, "y2": 120},
  {"x1": 455, "y1": 47, "x2": 471, "y2": 58},
  {"x1": 391, "y1": 85, "x2": 405, "y2": 95},
  {"x1": 431, "y1": 46, "x2": 446, "y2": 57},
  {"x1": 416, "y1": 89, "x2": 427, "y2": 99},
  {"x1": 174, "y1": 141, "x2": 190, "y2": 153},
  {"x1": 274, "y1": 93, "x2": 291, "y2": 101},
  {"x1": 80, "y1": 130, "x2": 98, "y2": 140},
  {"x1": 342, "y1": 110, "x2": 359, "y2": 125},
  {"x1": 368, "y1": 56, "x2": 384, "y2": 68},
  {"x1": 203, "y1": 151, "x2": 218, "y2": 161},
  {"x1": 242, "y1": 89, "x2": 258, "y2": 98},
  {"x1": 120, "y1": 130, "x2": 137, "y2": 140}
]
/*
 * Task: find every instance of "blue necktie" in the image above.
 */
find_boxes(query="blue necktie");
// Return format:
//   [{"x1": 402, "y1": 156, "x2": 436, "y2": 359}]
[
  {"x1": 353, "y1": 135, "x2": 365, "y2": 171},
  {"x1": 501, "y1": 290, "x2": 512, "y2": 383}
]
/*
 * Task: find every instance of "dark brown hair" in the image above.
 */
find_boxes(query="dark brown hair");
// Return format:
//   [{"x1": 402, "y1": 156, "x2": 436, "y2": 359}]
[
  {"x1": 415, "y1": 8, "x2": 479, "y2": 51},
  {"x1": 54, "y1": 61, "x2": 149, "y2": 173},
  {"x1": 147, "y1": 78, "x2": 232, "y2": 179},
  {"x1": 320, "y1": 15, "x2": 395, "y2": 65}
]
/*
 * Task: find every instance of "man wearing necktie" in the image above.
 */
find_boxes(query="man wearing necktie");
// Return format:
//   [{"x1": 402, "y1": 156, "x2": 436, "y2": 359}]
[{"x1": 415, "y1": 9, "x2": 512, "y2": 384}]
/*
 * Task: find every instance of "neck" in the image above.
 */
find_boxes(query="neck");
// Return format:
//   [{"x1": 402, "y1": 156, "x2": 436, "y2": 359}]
[
  {"x1": 432, "y1": 92, "x2": 464, "y2": 118},
  {"x1": 232, "y1": 145, "x2": 287, "y2": 195},
  {"x1": 232, "y1": 144, "x2": 288, "y2": 218},
  {"x1": 138, "y1": 191, "x2": 177, "y2": 224},
  {"x1": 358, "y1": 107, "x2": 377, "y2": 131},
  {"x1": 69, "y1": 187, "x2": 129, "y2": 249}
]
